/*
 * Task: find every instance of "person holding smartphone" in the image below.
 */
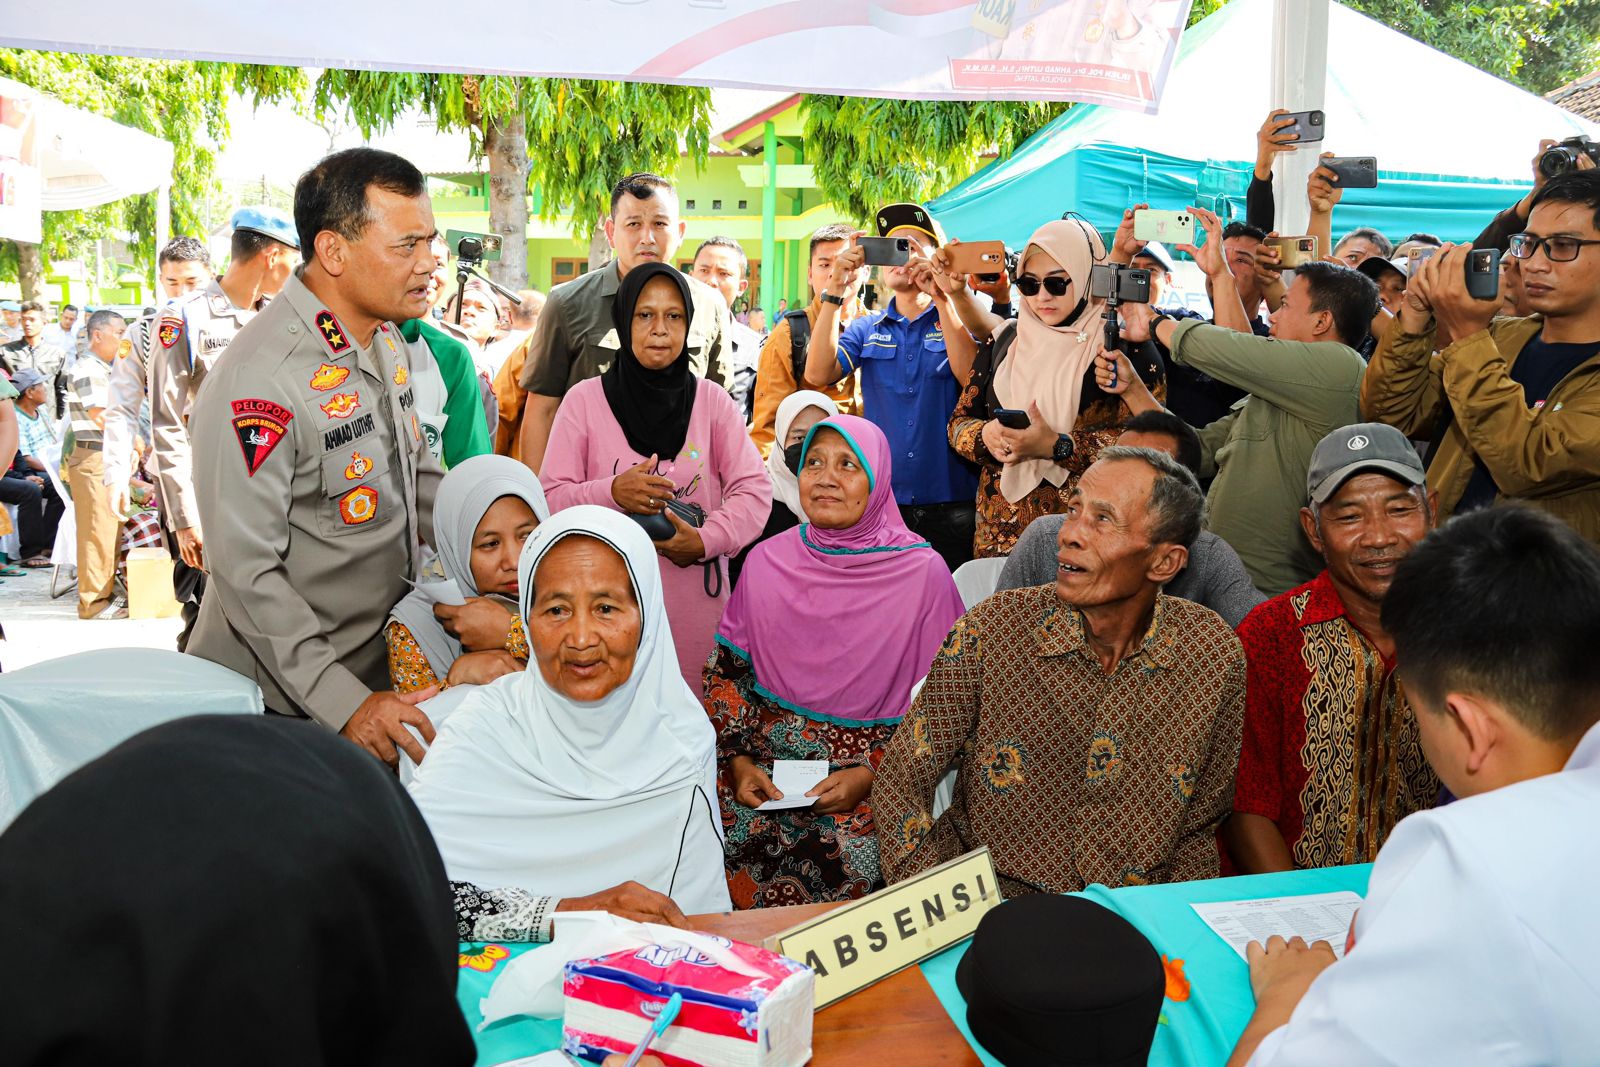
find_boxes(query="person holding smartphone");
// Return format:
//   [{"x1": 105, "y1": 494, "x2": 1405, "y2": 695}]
[{"x1": 941, "y1": 218, "x2": 1166, "y2": 558}]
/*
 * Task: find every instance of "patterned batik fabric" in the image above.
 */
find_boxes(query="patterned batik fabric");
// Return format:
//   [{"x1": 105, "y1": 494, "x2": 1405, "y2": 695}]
[
  {"x1": 873, "y1": 587, "x2": 1245, "y2": 898},
  {"x1": 704, "y1": 642, "x2": 896, "y2": 909},
  {"x1": 947, "y1": 330, "x2": 1167, "y2": 559},
  {"x1": 1233, "y1": 571, "x2": 1440, "y2": 868},
  {"x1": 384, "y1": 615, "x2": 530, "y2": 693},
  {"x1": 451, "y1": 881, "x2": 557, "y2": 943}
]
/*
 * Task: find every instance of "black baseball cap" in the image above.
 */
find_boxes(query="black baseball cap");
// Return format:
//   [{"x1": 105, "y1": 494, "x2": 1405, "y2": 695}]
[{"x1": 875, "y1": 202, "x2": 942, "y2": 247}]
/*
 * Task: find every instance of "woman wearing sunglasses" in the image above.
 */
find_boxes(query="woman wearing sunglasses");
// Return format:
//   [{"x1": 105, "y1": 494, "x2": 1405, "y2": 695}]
[{"x1": 938, "y1": 219, "x2": 1166, "y2": 557}]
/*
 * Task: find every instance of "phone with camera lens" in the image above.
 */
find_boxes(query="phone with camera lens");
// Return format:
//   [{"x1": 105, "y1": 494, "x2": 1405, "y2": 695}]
[
  {"x1": 1281, "y1": 109, "x2": 1325, "y2": 144},
  {"x1": 1133, "y1": 209, "x2": 1194, "y2": 245},
  {"x1": 1323, "y1": 156, "x2": 1378, "y2": 189},
  {"x1": 858, "y1": 236, "x2": 912, "y2": 267},
  {"x1": 1465, "y1": 247, "x2": 1501, "y2": 301},
  {"x1": 1089, "y1": 263, "x2": 1152, "y2": 304},
  {"x1": 1264, "y1": 236, "x2": 1319, "y2": 268},
  {"x1": 946, "y1": 240, "x2": 1007, "y2": 276},
  {"x1": 993, "y1": 408, "x2": 1031, "y2": 430},
  {"x1": 444, "y1": 229, "x2": 503, "y2": 263}
]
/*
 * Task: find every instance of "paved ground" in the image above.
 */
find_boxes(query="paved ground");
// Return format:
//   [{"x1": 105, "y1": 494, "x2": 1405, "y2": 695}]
[{"x1": 0, "y1": 564, "x2": 183, "y2": 672}]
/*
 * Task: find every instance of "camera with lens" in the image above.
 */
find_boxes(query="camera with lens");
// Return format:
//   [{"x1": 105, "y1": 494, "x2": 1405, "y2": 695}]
[
  {"x1": 445, "y1": 228, "x2": 503, "y2": 269},
  {"x1": 1537, "y1": 137, "x2": 1600, "y2": 179},
  {"x1": 1089, "y1": 263, "x2": 1151, "y2": 304}
]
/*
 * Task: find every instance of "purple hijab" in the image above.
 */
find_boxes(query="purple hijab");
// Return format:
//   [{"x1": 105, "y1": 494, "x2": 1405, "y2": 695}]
[{"x1": 716, "y1": 415, "x2": 966, "y2": 724}]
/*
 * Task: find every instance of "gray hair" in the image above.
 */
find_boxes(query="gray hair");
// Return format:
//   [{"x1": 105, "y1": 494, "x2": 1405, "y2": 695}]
[
  {"x1": 1334, "y1": 226, "x2": 1394, "y2": 258},
  {"x1": 1097, "y1": 445, "x2": 1206, "y2": 549}
]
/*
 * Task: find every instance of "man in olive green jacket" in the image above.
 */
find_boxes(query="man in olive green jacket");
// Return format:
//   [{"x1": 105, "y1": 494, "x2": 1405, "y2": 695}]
[{"x1": 1362, "y1": 172, "x2": 1600, "y2": 541}]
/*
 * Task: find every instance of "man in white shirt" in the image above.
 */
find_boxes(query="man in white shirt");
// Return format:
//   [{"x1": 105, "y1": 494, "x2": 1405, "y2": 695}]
[
  {"x1": 691, "y1": 236, "x2": 759, "y2": 421},
  {"x1": 1228, "y1": 505, "x2": 1600, "y2": 1067}
]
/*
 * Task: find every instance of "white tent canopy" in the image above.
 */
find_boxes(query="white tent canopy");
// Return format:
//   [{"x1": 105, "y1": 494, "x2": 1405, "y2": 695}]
[{"x1": 34, "y1": 91, "x2": 174, "y2": 212}]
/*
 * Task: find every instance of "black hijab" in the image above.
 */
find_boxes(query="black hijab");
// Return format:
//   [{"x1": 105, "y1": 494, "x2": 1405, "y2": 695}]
[
  {"x1": 0, "y1": 716, "x2": 475, "y2": 1067},
  {"x1": 602, "y1": 261, "x2": 698, "y2": 461}
]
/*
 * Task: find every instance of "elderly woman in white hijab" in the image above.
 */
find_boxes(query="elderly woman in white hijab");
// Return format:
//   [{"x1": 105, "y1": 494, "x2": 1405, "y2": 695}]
[
  {"x1": 932, "y1": 217, "x2": 1167, "y2": 558},
  {"x1": 410, "y1": 505, "x2": 732, "y2": 942},
  {"x1": 728, "y1": 389, "x2": 840, "y2": 588},
  {"x1": 386, "y1": 455, "x2": 549, "y2": 694}
]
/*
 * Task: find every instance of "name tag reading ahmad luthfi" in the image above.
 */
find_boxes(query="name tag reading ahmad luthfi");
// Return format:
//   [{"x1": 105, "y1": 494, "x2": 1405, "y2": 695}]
[{"x1": 766, "y1": 847, "x2": 1001, "y2": 1008}]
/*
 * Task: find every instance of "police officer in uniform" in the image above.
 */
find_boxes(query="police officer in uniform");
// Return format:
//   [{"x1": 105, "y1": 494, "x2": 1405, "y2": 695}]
[
  {"x1": 188, "y1": 148, "x2": 445, "y2": 766},
  {"x1": 147, "y1": 208, "x2": 297, "y2": 647}
]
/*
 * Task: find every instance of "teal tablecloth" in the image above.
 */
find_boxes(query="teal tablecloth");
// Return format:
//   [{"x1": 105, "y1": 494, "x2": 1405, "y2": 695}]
[
  {"x1": 457, "y1": 865, "x2": 1372, "y2": 1067},
  {"x1": 919, "y1": 865, "x2": 1373, "y2": 1067}
]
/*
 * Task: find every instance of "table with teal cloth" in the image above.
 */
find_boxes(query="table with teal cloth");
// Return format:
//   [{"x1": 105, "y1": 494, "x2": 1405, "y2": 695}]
[{"x1": 454, "y1": 864, "x2": 1372, "y2": 1067}]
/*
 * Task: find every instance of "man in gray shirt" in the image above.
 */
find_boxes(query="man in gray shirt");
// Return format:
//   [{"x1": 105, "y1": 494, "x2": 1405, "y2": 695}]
[{"x1": 998, "y1": 410, "x2": 1264, "y2": 629}]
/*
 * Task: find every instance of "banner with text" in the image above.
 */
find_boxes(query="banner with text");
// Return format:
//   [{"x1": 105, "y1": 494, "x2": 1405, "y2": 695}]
[
  {"x1": 8, "y1": 0, "x2": 1193, "y2": 114},
  {"x1": 0, "y1": 82, "x2": 42, "y2": 245}
]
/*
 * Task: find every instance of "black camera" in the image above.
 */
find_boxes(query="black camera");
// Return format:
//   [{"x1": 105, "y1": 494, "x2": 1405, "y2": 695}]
[
  {"x1": 1089, "y1": 263, "x2": 1151, "y2": 304},
  {"x1": 445, "y1": 228, "x2": 503, "y2": 269},
  {"x1": 1537, "y1": 137, "x2": 1600, "y2": 179}
]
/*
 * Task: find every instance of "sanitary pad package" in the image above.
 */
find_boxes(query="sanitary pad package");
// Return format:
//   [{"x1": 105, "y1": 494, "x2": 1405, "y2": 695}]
[{"x1": 561, "y1": 937, "x2": 814, "y2": 1066}]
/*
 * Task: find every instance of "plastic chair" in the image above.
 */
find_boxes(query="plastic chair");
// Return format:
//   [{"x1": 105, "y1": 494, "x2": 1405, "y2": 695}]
[
  {"x1": 952, "y1": 556, "x2": 1007, "y2": 610},
  {"x1": 0, "y1": 648, "x2": 264, "y2": 831}
]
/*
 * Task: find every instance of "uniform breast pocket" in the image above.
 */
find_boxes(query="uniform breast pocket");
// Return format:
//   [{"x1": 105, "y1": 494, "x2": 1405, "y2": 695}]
[
  {"x1": 580, "y1": 342, "x2": 618, "y2": 383},
  {"x1": 316, "y1": 445, "x2": 395, "y2": 537},
  {"x1": 924, "y1": 336, "x2": 953, "y2": 380}
]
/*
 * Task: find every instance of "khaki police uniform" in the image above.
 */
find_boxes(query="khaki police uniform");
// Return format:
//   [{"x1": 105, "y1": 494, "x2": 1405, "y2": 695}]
[
  {"x1": 147, "y1": 280, "x2": 261, "y2": 533},
  {"x1": 187, "y1": 272, "x2": 443, "y2": 728}
]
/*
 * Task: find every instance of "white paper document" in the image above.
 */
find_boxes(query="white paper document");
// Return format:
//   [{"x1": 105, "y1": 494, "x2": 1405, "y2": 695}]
[
  {"x1": 756, "y1": 759, "x2": 830, "y2": 811},
  {"x1": 403, "y1": 577, "x2": 466, "y2": 607},
  {"x1": 1192, "y1": 891, "x2": 1364, "y2": 961}
]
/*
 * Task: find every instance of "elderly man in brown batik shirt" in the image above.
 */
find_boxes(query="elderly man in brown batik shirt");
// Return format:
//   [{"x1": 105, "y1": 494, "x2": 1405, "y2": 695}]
[{"x1": 874, "y1": 447, "x2": 1246, "y2": 897}]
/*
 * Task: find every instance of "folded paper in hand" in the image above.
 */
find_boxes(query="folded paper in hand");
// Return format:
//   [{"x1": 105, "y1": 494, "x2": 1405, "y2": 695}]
[{"x1": 757, "y1": 760, "x2": 829, "y2": 812}]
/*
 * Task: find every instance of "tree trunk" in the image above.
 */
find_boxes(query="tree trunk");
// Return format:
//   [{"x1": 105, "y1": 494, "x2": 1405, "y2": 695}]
[
  {"x1": 15, "y1": 241, "x2": 44, "y2": 301},
  {"x1": 588, "y1": 225, "x2": 610, "y2": 272},
  {"x1": 483, "y1": 114, "x2": 529, "y2": 290}
]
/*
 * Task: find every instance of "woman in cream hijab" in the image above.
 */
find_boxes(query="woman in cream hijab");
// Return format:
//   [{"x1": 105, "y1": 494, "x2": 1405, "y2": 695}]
[
  {"x1": 409, "y1": 505, "x2": 732, "y2": 935},
  {"x1": 939, "y1": 217, "x2": 1166, "y2": 557}
]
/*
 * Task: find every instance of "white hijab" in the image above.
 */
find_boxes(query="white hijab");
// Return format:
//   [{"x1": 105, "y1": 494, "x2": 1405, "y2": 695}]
[
  {"x1": 388, "y1": 455, "x2": 550, "y2": 680},
  {"x1": 767, "y1": 390, "x2": 840, "y2": 521},
  {"x1": 407, "y1": 506, "x2": 731, "y2": 914}
]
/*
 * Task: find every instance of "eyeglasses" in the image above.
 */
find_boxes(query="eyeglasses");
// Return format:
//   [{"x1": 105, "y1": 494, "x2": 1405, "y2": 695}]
[
  {"x1": 1508, "y1": 232, "x2": 1600, "y2": 263},
  {"x1": 1015, "y1": 275, "x2": 1071, "y2": 297}
]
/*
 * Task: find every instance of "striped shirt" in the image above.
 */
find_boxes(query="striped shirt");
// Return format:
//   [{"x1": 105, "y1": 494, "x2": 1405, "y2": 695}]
[{"x1": 67, "y1": 355, "x2": 113, "y2": 450}]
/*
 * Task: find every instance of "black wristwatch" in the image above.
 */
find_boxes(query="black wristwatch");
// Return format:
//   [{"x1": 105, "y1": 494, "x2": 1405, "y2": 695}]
[
  {"x1": 1052, "y1": 434, "x2": 1074, "y2": 465},
  {"x1": 820, "y1": 292, "x2": 846, "y2": 306}
]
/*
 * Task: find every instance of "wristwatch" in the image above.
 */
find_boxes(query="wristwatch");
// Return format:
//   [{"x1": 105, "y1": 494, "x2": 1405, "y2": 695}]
[
  {"x1": 1052, "y1": 434, "x2": 1074, "y2": 465},
  {"x1": 820, "y1": 292, "x2": 846, "y2": 306}
]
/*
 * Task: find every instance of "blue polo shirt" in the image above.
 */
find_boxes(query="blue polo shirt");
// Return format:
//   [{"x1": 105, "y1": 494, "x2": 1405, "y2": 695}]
[{"x1": 836, "y1": 300, "x2": 978, "y2": 506}]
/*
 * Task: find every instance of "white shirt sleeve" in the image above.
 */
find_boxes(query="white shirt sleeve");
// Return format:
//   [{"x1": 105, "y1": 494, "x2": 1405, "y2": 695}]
[{"x1": 1245, "y1": 811, "x2": 1562, "y2": 1067}]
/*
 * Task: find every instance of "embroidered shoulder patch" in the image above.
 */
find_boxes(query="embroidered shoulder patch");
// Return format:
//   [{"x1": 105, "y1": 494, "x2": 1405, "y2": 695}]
[
  {"x1": 319, "y1": 392, "x2": 361, "y2": 420},
  {"x1": 308, "y1": 361, "x2": 350, "y2": 391},
  {"x1": 158, "y1": 317, "x2": 182, "y2": 349},
  {"x1": 344, "y1": 451, "x2": 373, "y2": 480},
  {"x1": 230, "y1": 398, "x2": 294, "y2": 476},
  {"x1": 314, "y1": 310, "x2": 350, "y2": 354}
]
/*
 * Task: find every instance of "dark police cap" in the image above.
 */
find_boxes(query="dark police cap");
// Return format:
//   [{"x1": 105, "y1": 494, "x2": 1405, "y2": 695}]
[{"x1": 955, "y1": 895, "x2": 1164, "y2": 1067}]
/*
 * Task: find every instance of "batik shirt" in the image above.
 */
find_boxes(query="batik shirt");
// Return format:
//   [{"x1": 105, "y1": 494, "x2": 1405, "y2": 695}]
[
  {"x1": 1233, "y1": 571, "x2": 1439, "y2": 868},
  {"x1": 874, "y1": 587, "x2": 1246, "y2": 897}
]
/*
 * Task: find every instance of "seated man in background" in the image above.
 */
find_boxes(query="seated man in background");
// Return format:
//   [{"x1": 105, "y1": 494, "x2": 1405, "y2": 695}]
[
  {"x1": 997, "y1": 410, "x2": 1264, "y2": 629},
  {"x1": 1362, "y1": 171, "x2": 1600, "y2": 542},
  {"x1": 1225, "y1": 424, "x2": 1440, "y2": 874},
  {"x1": 874, "y1": 447, "x2": 1244, "y2": 896},
  {"x1": 1145, "y1": 260, "x2": 1377, "y2": 596},
  {"x1": 1230, "y1": 506, "x2": 1600, "y2": 1066}
]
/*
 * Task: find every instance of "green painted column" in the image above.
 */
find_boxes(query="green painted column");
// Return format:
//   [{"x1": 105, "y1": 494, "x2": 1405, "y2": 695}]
[
  {"x1": 761, "y1": 120, "x2": 778, "y2": 313},
  {"x1": 787, "y1": 237, "x2": 804, "y2": 305}
]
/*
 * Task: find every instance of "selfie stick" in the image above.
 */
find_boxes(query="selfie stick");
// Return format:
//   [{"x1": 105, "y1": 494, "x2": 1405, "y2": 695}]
[
  {"x1": 1102, "y1": 291, "x2": 1123, "y2": 389},
  {"x1": 452, "y1": 262, "x2": 524, "y2": 327}
]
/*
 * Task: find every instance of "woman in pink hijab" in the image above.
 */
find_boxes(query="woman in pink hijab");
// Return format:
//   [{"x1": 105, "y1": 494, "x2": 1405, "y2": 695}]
[
  {"x1": 707, "y1": 415, "x2": 965, "y2": 908},
  {"x1": 946, "y1": 218, "x2": 1167, "y2": 558}
]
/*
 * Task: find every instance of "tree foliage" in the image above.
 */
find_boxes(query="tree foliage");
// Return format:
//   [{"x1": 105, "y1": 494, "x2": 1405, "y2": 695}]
[{"x1": 801, "y1": 98, "x2": 1069, "y2": 223}]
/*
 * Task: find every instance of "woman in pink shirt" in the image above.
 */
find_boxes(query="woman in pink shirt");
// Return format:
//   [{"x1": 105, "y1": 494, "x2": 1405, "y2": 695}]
[{"x1": 542, "y1": 262, "x2": 771, "y2": 690}]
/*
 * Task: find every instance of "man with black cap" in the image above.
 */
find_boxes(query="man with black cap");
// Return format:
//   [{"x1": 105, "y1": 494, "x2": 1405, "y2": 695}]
[
  {"x1": 801, "y1": 202, "x2": 980, "y2": 569},
  {"x1": 146, "y1": 206, "x2": 299, "y2": 648},
  {"x1": 1230, "y1": 505, "x2": 1600, "y2": 1066},
  {"x1": 1224, "y1": 423, "x2": 1440, "y2": 875}
]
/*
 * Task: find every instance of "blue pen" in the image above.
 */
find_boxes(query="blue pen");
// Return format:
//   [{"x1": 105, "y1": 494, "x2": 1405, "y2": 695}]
[{"x1": 622, "y1": 991, "x2": 683, "y2": 1067}]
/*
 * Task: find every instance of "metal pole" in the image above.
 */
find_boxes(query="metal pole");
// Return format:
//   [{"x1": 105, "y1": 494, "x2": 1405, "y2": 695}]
[
  {"x1": 1270, "y1": 0, "x2": 1329, "y2": 236},
  {"x1": 761, "y1": 120, "x2": 778, "y2": 314},
  {"x1": 154, "y1": 180, "x2": 172, "y2": 301}
]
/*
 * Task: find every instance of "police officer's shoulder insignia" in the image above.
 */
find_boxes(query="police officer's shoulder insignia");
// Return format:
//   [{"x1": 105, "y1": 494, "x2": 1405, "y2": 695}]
[
  {"x1": 230, "y1": 398, "x2": 294, "y2": 476},
  {"x1": 308, "y1": 361, "x2": 350, "y2": 391},
  {"x1": 157, "y1": 314, "x2": 183, "y2": 349},
  {"x1": 314, "y1": 310, "x2": 351, "y2": 354},
  {"x1": 338, "y1": 485, "x2": 378, "y2": 525}
]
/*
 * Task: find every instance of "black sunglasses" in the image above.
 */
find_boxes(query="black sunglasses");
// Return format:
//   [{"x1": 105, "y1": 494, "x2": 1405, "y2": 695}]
[{"x1": 1015, "y1": 275, "x2": 1071, "y2": 297}]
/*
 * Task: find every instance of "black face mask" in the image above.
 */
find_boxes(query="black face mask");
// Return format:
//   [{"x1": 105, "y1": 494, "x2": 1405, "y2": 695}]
[{"x1": 783, "y1": 441, "x2": 806, "y2": 476}]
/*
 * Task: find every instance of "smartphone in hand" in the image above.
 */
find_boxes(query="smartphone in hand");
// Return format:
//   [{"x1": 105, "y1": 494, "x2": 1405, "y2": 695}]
[
  {"x1": 858, "y1": 236, "x2": 912, "y2": 267},
  {"x1": 993, "y1": 408, "x2": 1031, "y2": 430}
]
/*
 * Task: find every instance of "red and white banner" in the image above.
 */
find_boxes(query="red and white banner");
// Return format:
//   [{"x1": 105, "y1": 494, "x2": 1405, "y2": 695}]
[
  {"x1": 5, "y1": 0, "x2": 1191, "y2": 112},
  {"x1": 0, "y1": 82, "x2": 42, "y2": 245}
]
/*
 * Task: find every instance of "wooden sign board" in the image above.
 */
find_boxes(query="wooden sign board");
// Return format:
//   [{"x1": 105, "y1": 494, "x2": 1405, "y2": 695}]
[{"x1": 766, "y1": 847, "x2": 1002, "y2": 1009}]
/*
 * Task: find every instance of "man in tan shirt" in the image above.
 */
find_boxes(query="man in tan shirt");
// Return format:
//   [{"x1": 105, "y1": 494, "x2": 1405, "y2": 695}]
[{"x1": 748, "y1": 223, "x2": 864, "y2": 458}]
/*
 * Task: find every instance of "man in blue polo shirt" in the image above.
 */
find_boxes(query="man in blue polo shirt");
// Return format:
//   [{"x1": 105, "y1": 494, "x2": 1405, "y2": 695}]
[{"x1": 802, "y1": 203, "x2": 978, "y2": 569}]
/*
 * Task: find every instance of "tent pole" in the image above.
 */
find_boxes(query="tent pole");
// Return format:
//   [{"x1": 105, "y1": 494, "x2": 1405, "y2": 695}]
[
  {"x1": 1270, "y1": 0, "x2": 1328, "y2": 237},
  {"x1": 154, "y1": 180, "x2": 171, "y2": 300}
]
